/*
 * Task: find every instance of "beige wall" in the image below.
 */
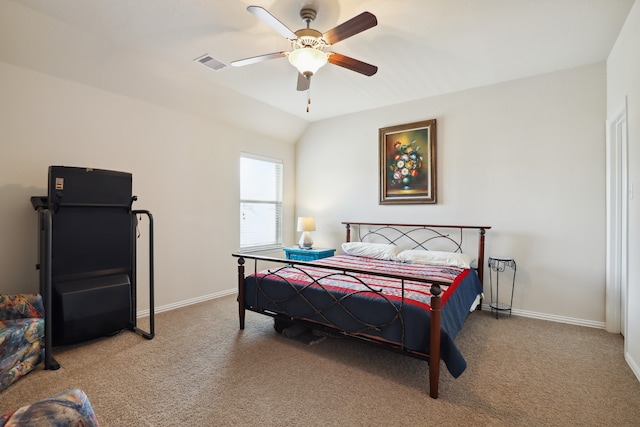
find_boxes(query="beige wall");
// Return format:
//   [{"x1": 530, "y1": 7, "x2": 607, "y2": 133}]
[
  {"x1": 0, "y1": 59, "x2": 613, "y2": 329},
  {"x1": 0, "y1": 61, "x2": 296, "y2": 310},
  {"x1": 0, "y1": 0, "x2": 635, "y2": 386},
  {"x1": 0, "y1": 1, "x2": 632, "y2": 335},
  {"x1": 296, "y1": 63, "x2": 607, "y2": 327},
  {"x1": 607, "y1": 0, "x2": 640, "y2": 381}
]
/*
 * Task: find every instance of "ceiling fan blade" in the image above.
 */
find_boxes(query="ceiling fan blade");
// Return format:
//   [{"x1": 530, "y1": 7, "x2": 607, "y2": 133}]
[
  {"x1": 328, "y1": 52, "x2": 378, "y2": 76},
  {"x1": 247, "y1": 5, "x2": 297, "y2": 40},
  {"x1": 230, "y1": 52, "x2": 287, "y2": 67},
  {"x1": 322, "y1": 11, "x2": 377, "y2": 45},
  {"x1": 297, "y1": 73, "x2": 310, "y2": 91}
]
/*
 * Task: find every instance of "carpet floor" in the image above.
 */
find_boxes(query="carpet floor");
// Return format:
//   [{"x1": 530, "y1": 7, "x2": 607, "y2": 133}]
[{"x1": 1, "y1": 295, "x2": 640, "y2": 426}]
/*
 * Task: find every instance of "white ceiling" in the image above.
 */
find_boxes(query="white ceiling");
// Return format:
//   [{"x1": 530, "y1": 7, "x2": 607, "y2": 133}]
[{"x1": 0, "y1": 0, "x2": 635, "y2": 140}]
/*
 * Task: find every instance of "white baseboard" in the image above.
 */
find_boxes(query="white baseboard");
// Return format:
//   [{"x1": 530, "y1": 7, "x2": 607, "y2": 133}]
[
  {"x1": 626, "y1": 351, "x2": 640, "y2": 383},
  {"x1": 138, "y1": 293, "x2": 607, "y2": 329},
  {"x1": 135, "y1": 288, "x2": 236, "y2": 318},
  {"x1": 480, "y1": 304, "x2": 606, "y2": 329},
  {"x1": 139, "y1": 294, "x2": 607, "y2": 329}
]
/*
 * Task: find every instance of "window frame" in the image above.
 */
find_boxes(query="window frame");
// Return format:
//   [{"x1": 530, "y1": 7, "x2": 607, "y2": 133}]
[{"x1": 239, "y1": 152, "x2": 283, "y2": 252}]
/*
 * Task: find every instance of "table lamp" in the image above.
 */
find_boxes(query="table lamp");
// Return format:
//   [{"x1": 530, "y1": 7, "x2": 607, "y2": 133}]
[{"x1": 297, "y1": 217, "x2": 316, "y2": 249}]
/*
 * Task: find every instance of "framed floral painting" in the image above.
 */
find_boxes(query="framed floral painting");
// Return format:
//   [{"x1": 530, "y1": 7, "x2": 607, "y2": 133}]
[{"x1": 379, "y1": 119, "x2": 436, "y2": 204}]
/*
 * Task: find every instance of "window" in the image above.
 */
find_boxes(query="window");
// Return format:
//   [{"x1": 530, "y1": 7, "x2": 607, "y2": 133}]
[{"x1": 240, "y1": 153, "x2": 283, "y2": 251}]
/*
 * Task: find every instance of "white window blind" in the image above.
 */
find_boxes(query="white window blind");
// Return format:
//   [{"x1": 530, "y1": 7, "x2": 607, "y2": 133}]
[{"x1": 240, "y1": 153, "x2": 283, "y2": 251}]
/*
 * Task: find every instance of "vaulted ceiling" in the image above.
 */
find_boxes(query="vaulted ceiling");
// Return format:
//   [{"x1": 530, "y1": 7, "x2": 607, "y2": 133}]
[{"x1": 0, "y1": 0, "x2": 635, "y2": 141}]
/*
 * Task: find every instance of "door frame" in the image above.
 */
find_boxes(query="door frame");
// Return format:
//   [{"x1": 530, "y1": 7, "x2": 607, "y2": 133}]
[{"x1": 605, "y1": 98, "x2": 629, "y2": 335}]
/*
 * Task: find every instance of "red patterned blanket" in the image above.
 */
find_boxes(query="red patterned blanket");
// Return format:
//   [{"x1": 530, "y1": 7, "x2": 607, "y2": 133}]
[{"x1": 254, "y1": 254, "x2": 468, "y2": 310}]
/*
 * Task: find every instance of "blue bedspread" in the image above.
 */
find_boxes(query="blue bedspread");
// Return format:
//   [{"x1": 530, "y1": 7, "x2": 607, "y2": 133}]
[{"x1": 244, "y1": 255, "x2": 483, "y2": 378}]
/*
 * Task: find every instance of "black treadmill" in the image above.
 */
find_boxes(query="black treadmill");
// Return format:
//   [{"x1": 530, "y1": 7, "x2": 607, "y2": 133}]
[{"x1": 32, "y1": 166, "x2": 154, "y2": 370}]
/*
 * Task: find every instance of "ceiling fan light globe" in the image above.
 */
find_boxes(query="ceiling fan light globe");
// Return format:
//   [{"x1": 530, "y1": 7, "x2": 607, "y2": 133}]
[{"x1": 288, "y1": 47, "x2": 328, "y2": 76}]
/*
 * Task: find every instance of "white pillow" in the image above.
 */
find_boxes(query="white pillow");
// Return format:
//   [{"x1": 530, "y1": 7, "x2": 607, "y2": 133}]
[
  {"x1": 341, "y1": 242, "x2": 403, "y2": 261},
  {"x1": 396, "y1": 250, "x2": 474, "y2": 269}
]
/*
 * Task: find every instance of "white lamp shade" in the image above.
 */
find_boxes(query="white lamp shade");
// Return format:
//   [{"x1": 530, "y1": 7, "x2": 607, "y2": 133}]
[
  {"x1": 297, "y1": 217, "x2": 316, "y2": 232},
  {"x1": 288, "y1": 47, "x2": 328, "y2": 76}
]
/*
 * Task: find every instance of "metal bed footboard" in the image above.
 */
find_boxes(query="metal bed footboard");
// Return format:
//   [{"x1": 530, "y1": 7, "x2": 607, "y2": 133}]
[{"x1": 233, "y1": 253, "x2": 444, "y2": 398}]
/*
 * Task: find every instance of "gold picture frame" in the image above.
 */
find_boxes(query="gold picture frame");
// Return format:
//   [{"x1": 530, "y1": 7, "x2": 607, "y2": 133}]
[{"x1": 379, "y1": 119, "x2": 436, "y2": 204}]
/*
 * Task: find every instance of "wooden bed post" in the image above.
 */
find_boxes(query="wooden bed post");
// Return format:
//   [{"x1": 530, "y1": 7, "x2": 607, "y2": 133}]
[
  {"x1": 237, "y1": 256, "x2": 246, "y2": 330},
  {"x1": 477, "y1": 228, "x2": 486, "y2": 283},
  {"x1": 429, "y1": 284, "x2": 442, "y2": 399},
  {"x1": 345, "y1": 223, "x2": 351, "y2": 242}
]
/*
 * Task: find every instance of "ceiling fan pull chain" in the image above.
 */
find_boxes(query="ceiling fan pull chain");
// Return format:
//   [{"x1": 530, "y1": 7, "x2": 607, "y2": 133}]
[{"x1": 307, "y1": 88, "x2": 311, "y2": 112}]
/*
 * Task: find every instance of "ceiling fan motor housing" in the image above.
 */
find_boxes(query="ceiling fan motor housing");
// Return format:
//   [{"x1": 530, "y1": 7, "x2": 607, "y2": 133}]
[{"x1": 293, "y1": 28, "x2": 326, "y2": 49}]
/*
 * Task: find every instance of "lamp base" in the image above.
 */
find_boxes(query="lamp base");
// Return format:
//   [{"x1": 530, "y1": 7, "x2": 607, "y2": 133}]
[{"x1": 298, "y1": 231, "x2": 313, "y2": 249}]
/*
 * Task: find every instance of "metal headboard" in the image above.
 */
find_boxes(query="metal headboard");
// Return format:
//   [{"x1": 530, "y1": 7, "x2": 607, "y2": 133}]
[{"x1": 342, "y1": 222, "x2": 491, "y2": 282}]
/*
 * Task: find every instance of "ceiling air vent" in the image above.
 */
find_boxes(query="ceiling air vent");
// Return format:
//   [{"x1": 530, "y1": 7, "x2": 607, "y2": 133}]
[{"x1": 194, "y1": 54, "x2": 227, "y2": 71}]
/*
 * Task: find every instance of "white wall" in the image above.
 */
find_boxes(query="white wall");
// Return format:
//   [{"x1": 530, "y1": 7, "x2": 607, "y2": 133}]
[
  {"x1": 0, "y1": 61, "x2": 296, "y2": 310},
  {"x1": 296, "y1": 63, "x2": 607, "y2": 327},
  {"x1": 607, "y1": 0, "x2": 640, "y2": 380},
  {"x1": 0, "y1": 54, "x2": 612, "y2": 329}
]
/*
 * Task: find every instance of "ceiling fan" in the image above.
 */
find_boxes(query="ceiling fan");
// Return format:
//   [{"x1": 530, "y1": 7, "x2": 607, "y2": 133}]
[{"x1": 228, "y1": 5, "x2": 378, "y2": 108}]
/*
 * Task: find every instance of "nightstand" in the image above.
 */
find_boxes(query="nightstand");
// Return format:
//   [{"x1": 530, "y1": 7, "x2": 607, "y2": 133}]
[
  {"x1": 488, "y1": 256, "x2": 517, "y2": 319},
  {"x1": 283, "y1": 247, "x2": 335, "y2": 261}
]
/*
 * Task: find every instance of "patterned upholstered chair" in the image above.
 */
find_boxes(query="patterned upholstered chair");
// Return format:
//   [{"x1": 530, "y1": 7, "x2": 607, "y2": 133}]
[
  {"x1": 0, "y1": 388, "x2": 99, "y2": 426},
  {"x1": 0, "y1": 294, "x2": 45, "y2": 392}
]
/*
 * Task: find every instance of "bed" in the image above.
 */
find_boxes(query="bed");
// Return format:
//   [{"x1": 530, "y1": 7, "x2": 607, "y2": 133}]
[{"x1": 232, "y1": 222, "x2": 490, "y2": 398}]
